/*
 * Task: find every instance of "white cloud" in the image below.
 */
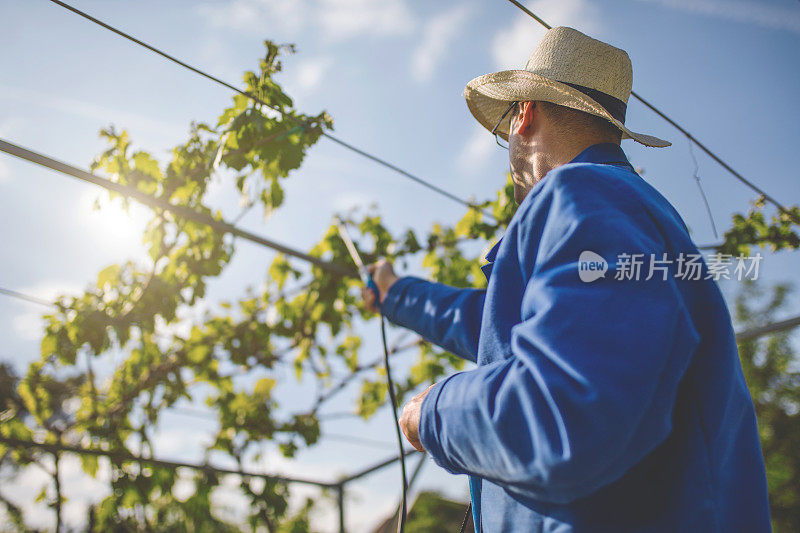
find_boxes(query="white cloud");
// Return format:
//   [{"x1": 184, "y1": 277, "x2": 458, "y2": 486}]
[
  {"x1": 295, "y1": 56, "x2": 334, "y2": 93},
  {"x1": 635, "y1": 0, "x2": 800, "y2": 35},
  {"x1": 197, "y1": 0, "x2": 416, "y2": 42},
  {"x1": 320, "y1": 0, "x2": 415, "y2": 41},
  {"x1": 410, "y1": 5, "x2": 473, "y2": 83},
  {"x1": 491, "y1": 0, "x2": 602, "y2": 69},
  {"x1": 199, "y1": 0, "x2": 306, "y2": 35},
  {"x1": 457, "y1": 124, "x2": 496, "y2": 174}
]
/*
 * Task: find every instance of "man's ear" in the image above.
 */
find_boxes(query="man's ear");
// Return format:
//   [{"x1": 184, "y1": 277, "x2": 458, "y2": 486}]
[{"x1": 516, "y1": 101, "x2": 535, "y2": 135}]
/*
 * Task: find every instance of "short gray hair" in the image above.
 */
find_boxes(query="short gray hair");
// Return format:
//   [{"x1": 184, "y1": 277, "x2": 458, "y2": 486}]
[{"x1": 537, "y1": 101, "x2": 622, "y2": 144}]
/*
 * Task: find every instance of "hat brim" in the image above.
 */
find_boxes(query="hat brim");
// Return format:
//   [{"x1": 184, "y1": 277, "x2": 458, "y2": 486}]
[{"x1": 465, "y1": 70, "x2": 671, "y2": 148}]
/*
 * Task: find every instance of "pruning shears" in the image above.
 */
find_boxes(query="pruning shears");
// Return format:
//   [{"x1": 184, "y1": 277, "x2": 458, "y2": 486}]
[{"x1": 333, "y1": 216, "x2": 380, "y2": 308}]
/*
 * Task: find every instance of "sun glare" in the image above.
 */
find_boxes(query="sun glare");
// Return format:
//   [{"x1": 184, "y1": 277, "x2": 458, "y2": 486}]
[{"x1": 80, "y1": 190, "x2": 150, "y2": 260}]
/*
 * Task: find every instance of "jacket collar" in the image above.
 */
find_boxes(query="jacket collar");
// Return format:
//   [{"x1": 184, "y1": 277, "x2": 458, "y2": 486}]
[
  {"x1": 567, "y1": 142, "x2": 633, "y2": 169},
  {"x1": 480, "y1": 239, "x2": 503, "y2": 280},
  {"x1": 485, "y1": 240, "x2": 502, "y2": 263},
  {"x1": 480, "y1": 144, "x2": 633, "y2": 275}
]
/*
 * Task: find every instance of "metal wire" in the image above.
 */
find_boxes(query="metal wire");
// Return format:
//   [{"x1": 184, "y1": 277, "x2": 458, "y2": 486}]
[
  {"x1": 687, "y1": 137, "x2": 719, "y2": 239},
  {"x1": 0, "y1": 435, "x2": 335, "y2": 488},
  {"x1": 0, "y1": 287, "x2": 53, "y2": 307},
  {"x1": 46, "y1": 0, "x2": 495, "y2": 220},
  {"x1": 0, "y1": 138, "x2": 354, "y2": 278},
  {"x1": 5, "y1": 283, "x2": 797, "y2": 348},
  {"x1": 505, "y1": 0, "x2": 798, "y2": 224},
  {"x1": 380, "y1": 314, "x2": 408, "y2": 533}
]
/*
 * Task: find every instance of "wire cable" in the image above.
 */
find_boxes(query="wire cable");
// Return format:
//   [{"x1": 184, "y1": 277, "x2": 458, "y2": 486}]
[
  {"x1": 45, "y1": 0, "x2": 494, "y2": 220},
  {"x1": 332, "y1": 217, "x2": 409, "y2": 532},
  {"x1": 735, "y1": 315, "x2": 800, "y2": 343},
  {"x1": 0, "y1": 287, "x2": 53, "y2": 307},
  {"x1": 5, "y1": 282, "x2": 800, "y2": 347},
  {"x1": 687, "y1": 137, "x2": 718, "y2": 239},
  {"x1": 389, "y1": 452, "x2": 427, "y2": 530},
  {"x1": 505, "y1": 0, "x2": 799, "y2": 224},
  {"x1": 380, "y1": 314, "x2": 408, "y2": 533},
  {"x1": 0, "y1": 138, "x2": 354, "y2": 278},
  {"x1": 2, "y1": 248, "x2": 411, "y2": 529},
  {"x1": 0, "y1": 435, "x2": 334, "y2": 488},
  {"x1": 164, "y1": 406, "x2": 398, "y2": 450},
  {"x1": 458, "y1": 502, "x2": 473, "y2": 533},
  {"x1": 47, "y1": 0, "x2": 796, "y2": 225},
  {"x1": 7, "y1": 283, "x2": 800, "y2": 378}
]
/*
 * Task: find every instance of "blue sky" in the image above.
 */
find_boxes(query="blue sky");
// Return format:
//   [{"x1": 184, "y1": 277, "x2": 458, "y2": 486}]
[{"x1": 1, "y1": 0, "x2": 799, "y2": 530}]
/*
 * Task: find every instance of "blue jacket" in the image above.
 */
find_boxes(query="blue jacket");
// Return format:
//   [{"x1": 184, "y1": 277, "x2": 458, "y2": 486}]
[{"x1": 381, "y1": 143, "x2": 771, "y2": 532}]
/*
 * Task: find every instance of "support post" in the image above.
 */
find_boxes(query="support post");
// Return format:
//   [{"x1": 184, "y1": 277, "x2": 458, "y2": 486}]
[{"x1": 337, "y1": 483, "x2": 346, "y2": 533}]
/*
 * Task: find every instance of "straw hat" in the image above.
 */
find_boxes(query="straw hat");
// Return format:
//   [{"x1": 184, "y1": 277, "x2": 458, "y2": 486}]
[{"x1": 465, "y1": 26, "x2": 670, "y2": 148}]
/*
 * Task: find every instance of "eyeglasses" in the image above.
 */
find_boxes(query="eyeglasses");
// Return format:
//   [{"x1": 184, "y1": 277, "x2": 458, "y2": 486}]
[{"x1": 491, "y1": 101, "x2": 518, "y2": 150}]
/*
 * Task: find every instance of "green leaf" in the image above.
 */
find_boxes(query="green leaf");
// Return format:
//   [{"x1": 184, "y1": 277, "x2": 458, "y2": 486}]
[
  {"x1": 40, "y1": 334, "x2": 57, "y2": 357},
  {"x1": 96, "y1": 264, "x2": 120, "y2": 289},
  {"x1": 80, "y1": 453, "x2": 99, "y2": 477},
  {"x1": 254, "y1": 378, "x2": 276, "y2": 397},
  {"x1": 187, "y1": 345, "x2": 211, "y2": 364}
]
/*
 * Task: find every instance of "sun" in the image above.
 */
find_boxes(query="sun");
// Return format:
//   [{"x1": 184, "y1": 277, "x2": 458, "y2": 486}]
[{"x1": 80, "y1": 190, "x2": 150, "y2": 260}]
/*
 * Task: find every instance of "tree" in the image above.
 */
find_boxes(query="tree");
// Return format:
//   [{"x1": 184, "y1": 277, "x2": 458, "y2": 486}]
[
  {"x1": 718, "y1": 196, "x2": 800, "y2": 255},
  {"x1": 0, "y1": 40, "x2": 515, "y2": 530},
  {"x1": 733, "y1": 281, "x2": 800, "y2": 533}
]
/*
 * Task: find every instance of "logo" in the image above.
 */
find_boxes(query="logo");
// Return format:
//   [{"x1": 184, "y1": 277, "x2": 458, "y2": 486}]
[{"x1": 578, "y1": 251, "x2": 608, "y2": 282}]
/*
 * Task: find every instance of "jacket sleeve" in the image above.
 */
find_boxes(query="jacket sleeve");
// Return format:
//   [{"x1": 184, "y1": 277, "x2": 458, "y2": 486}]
[
  {"x1": 381, "y1": 276, "x2": 485, "y2": 363},
  {"x1": 417, "y1": 173, "x2": 701, "y2": 504}
]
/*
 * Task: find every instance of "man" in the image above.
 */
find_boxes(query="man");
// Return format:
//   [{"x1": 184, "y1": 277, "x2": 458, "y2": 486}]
[{"x1": 363, "y1": 27, "x2": 771, "y2": 532}]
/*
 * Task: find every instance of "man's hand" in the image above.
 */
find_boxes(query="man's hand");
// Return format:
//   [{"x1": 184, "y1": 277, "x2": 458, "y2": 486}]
[
  {"x1": 399, "y1": 384, "x2": 436, "y2": 452},
  {"x1": 362, "y1": 259, "x2": 399, "y2": 312}
]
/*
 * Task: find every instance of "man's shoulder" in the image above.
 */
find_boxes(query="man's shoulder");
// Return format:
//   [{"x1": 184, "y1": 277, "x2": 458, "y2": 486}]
[
  {"x1": 509, "y1": 162, "x2": 690, "y2": 266},
  {"x1": 549, "y1": 161, "x2": 644, "y2": 208}
]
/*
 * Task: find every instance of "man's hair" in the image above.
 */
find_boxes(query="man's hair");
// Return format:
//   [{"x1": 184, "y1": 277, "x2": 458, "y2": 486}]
[{"x1": 536, "y1": 101, "x2": 622, "y2": 144}]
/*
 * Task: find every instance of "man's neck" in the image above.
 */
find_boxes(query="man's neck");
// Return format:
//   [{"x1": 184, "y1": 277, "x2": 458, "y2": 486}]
[{"x1": 532, "y1": 138, "x2": 611, "y2": 183}]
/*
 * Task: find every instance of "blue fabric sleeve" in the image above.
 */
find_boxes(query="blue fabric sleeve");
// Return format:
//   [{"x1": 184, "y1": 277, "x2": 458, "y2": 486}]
[
  {"x1": 381, "y1": 276, "x2": 485, "y2": 363},
  {"x1": 418, "y1": 169, "x2": 701, "y2": 504}
]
